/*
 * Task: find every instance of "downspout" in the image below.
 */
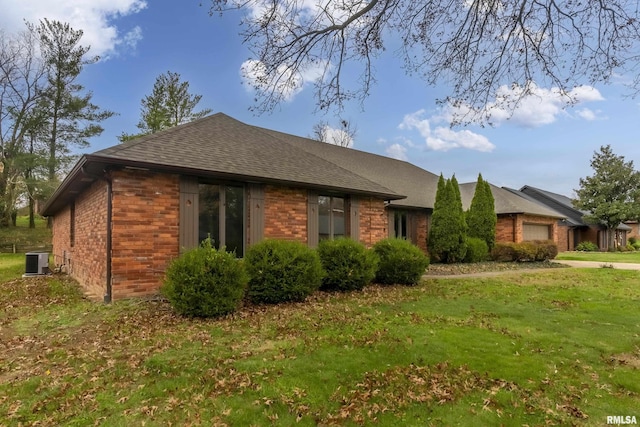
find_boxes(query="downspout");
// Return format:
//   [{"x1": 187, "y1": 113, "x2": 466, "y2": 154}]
[{"x1": 82, "y1": 166, "x2": 113, "y2": 303}]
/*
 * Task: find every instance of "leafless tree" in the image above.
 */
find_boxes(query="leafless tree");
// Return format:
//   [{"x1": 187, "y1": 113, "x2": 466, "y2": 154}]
[
  {"x1": 0, "y1": 26, "x2": 47, "y2": 226},
  {"x1": 209, "y1": 0, "x2": 640, "y2": 122},
  {"x1": 311, "y1": 118, "x2": 357, "y2": 147}
]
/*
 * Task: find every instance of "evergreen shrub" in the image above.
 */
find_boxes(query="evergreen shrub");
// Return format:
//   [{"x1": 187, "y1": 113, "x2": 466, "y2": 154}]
[
  {"x1": 317, "y1": 238, "x2": 378, "y2": 292},
  {"x1": 532, "y1": 240, "x2": 558, "y2": 260},
  {"x1": 464, "y1": 237, "x2": 489, "y2": 263},
  {"x1": 373, "y1": 238, "x2": 429, "y2": 285},
  {"x1": 161, "y1": 239, "x2": 247, "y2": 317},
  {"x1": 245, "y1": 239, "x2": 323, "y2": 304},
  {"x1": 491, "y1": 241, "x2": 558, "y2": 262},
  {"x1": 575, "y1": 241, "x2": 599, "y2": 252}
]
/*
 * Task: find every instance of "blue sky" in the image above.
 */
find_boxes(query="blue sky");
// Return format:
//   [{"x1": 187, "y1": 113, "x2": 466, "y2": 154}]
[{"x1": 2, "y1": 0, "x2": 639, "y2": 197}]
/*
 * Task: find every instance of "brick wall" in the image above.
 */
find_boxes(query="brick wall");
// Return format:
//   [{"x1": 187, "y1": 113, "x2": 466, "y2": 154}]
[
  {"x1": 496, "y1": 215, "x2": 516, "y2": 243},
  {"x1": 263, "y1": 185, "x2": 308, "y2": 242},
  {"x1": 358, "y1": 197, "x2": 387, "y2": 248},
  {"x1": 557, "y1": 223, "x2": 570, "y2": 251},
  {"x1": 110, "y1": 170, "x2": 180, "y2": 299},
  {"x1": 52, "y1": 180, "x2": 108, "y2": 300},
  {"x1": 414, "y1": 211, "x2": 428, "y2": 253},
  {"x1": 495, "y1": 214, "x2": 559, "y2": 246},
  {"x1": 519, "y1": 214, "x2": 558, "y2": 243}
]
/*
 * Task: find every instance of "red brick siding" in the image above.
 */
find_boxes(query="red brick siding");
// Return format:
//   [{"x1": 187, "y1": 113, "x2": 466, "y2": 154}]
[
  {"x1": 557, "y1": 223, "x2": 570, "y2": 251},
  {"x1": 359, "y1": 197, "x2": 387, "y2": 248},
  {"x1": 414, "y1": 211, "x2": 428, "y2": 253},
  {"x1": 496, "y1": 215, "x2": 516, "y2": 243},
  {"x1": 263, "y1": 185, "x2": 308, "y2": 242},
  {"x1": 52, "y1": 180, "x2": 108, "y2": 299},
  {"x1": 110, "y1": 170, "x2": 180, "y2": 299}
]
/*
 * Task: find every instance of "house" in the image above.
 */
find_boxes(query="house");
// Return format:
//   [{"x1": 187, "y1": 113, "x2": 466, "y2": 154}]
[
  {"x1": 460, "y1": 183, "x2": 564, "y2": 244},
  {"x1": 510, "y1": 185, "x2": 631, "y2": 250},
  {"x1": 42, "y1": 113, "x2": 565, "y2": 301}
]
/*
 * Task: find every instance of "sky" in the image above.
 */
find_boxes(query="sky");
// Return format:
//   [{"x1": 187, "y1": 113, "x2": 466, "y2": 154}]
[{"x1": 1, "y1": 0, "x2": 639, "y2": 198}]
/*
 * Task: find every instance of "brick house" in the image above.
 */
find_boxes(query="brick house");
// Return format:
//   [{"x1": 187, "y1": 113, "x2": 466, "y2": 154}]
[
  {"x1": 513, "y1": 185, "x2": 630, "y2": 250},
  {"x1": 42, "y1": 113, "x2": 564, "y2": 301}
]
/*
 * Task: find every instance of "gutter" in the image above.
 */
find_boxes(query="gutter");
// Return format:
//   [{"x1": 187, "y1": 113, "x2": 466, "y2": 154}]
[{"x1": 82, "y1": 166, "x2": 113, "y2": 303}]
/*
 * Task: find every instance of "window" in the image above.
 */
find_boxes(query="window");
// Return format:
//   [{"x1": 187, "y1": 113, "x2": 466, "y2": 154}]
[
  {"x1": 69, "y1": 202, "x2": 75, "y2": 247},
  {"x1": 393, "y1": 211, "x2": 408, "y2": 239},
  {"x1": 319, "y1": 195, "x2": 345, "y2": 240},
  {"x1": 523, "y1": 223, "x2": 550, "y2": 241},
  {"x1": 199, "y1": 183, "x2": 245, "y2": 256}
]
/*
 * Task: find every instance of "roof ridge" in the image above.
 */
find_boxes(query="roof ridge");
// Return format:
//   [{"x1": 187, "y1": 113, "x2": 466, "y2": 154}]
[{"x1": 246, "y1": 121, "x2": 402, "y2": 198}]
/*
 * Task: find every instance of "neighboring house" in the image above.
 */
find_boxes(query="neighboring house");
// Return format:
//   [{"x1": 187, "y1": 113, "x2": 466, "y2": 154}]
[
  {"x1": 459, "y1": 182, "x2": 564, "y2": 244},
  {"x1": 511, "y1": 185, "x2": 630, "y2": 251},
  {"x1": 42, "y1": 113, "x2": 565, "y2": 301}
]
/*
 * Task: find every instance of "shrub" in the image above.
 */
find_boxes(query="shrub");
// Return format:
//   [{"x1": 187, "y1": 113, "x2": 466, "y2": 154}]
[
  {"x1": 532, "y1": 240, "x2": 558, "y2": 260},
  {"x1": 373, "y1": 238, "x2": 429, "y2": 285},
  {"x1": 575, "y1": 241, "x2": 599, "y2": 252},
  {"x1": 626, "y1": 243, "x2": 635, "y2": 251},
  {"x1": 161, "y1": 239, "x2": 247, "y2": 318},
  {"x1": 633, "y1": 242, "x2": 640, "y2": 250},
  {"x1": 491, "y1": 241, "x2": 558, "y2": 262},
  {"x1": 629, "y1": 236, "x2": 637, "y2": 245},
  {"x1": 464, "y1": 237, "x2": 489, "y2": 263},
  {"x1": 512, "y1": 241, "x2": 537, "y2": 262},
  {"x1": 317, "y1": 238, "x2": 379, "y2": 292},
  {"x1": 245, "y1": 239, "x2": 323, "y2": 304},
  {"x1": 491, "y1": 243, "x2": 516, "y2": 262}
]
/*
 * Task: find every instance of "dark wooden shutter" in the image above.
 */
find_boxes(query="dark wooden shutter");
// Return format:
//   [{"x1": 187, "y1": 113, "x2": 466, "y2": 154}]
[
  {"x1": 248, "y1": 184, "x2": 265, "y2": 247},
  {"x1": 179, "y1": 176, "x2": 199, "y2": 251}
]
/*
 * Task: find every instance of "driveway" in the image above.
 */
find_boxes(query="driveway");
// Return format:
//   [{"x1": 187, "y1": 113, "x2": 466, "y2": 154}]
[{"x1": 551, "y1": 260, "x2": 640, "y2": 270}]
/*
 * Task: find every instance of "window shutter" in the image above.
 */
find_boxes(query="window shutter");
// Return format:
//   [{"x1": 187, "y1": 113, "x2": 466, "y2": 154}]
[
  {"x1": 248, "y1": 184, "x2": 265, "y2": 247},
  {"x1": 307, "y1": 191, "x2": 318, "y2": 248},
  {"x1": 179, "y1": 176, "x2": 199, "y2": 251}
]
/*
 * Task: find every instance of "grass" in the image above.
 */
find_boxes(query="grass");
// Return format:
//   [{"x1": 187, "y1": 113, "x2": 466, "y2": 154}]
[
  {"x1": 1, "y1": 258, "x2": 639, "y2": 426},
  {"x1": 556, "y1": 250, "x2": 640, "y2": 263},
  {"x1": 0, "y1": 215, "x2": 52, "y2": 251}
]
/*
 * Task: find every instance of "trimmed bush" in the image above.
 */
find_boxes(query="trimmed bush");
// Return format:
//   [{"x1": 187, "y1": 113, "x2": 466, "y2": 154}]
[
  {"x1": 317, "y1": 238, "x2": 379, "y2": 292},
  {"x1": 161, "y1": 239, "x2": 247, "y2": 318},
  {"x1": 575, "y1": 241, "x2": 599, "y2": 252},
  {"x1": 245, "y1": 239, "x2": 323, "y2": 304},
  {"x1": 373, "y1": 238, "x2": 430, "y2": 285},
  {"x1": 464, "y1": 237, "x2": 489, "y2": 263},
  {"x1": 633, "y1": 242, "x2": 640, "y2": 250},
  {"x1": 491, "y1": 241, "x2": 558, "y2": 262},
  {"x1": 532, "y1": 240, "x2": 558, "y2": 260},
  {"x1": 491, "y1": 243, "x2": 516, "y2": 262}
]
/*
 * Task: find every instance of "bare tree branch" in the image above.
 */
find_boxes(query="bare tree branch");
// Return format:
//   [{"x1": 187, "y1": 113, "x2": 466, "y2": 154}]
[{"x1": 210, "y1": 0, "x2": 640, "y2": 120}]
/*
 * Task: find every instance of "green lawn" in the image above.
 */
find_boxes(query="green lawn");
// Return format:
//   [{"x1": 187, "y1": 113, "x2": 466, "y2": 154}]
[
  {"x1": 0, "y1": 215, "x2": 52, "y2": 252},
  {"x1": 556, "y1": 250, "x2": 640, "y2": 263},
  {"x1": 1, "y1": 259, "x2": 638, "y2": 426}
]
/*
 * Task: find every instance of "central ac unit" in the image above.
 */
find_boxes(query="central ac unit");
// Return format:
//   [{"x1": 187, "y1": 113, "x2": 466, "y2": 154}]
[{"x1": 25, "y1": 252, "x2": 49, "y2": 275}]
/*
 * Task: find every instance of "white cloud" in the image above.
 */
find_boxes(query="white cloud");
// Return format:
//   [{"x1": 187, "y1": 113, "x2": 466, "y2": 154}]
[
  {"x1": 575, "y1": 108, "x2": 598, "y2": 121},
  {"x1": 399, "y1": 110, "x2": 495, "y2": 152},
  {"x1": 322, "y1": 125, "x2": 354, "y2": 148},
  {"x1": 445, "y1": 82, "x2": 605, "y2": 128},
  {"x1": 0, "y1": 0, "x2": 147, "y2": 58},
  {"x1": 385, "y1": 143, "x2": 408, "y2": 161}
]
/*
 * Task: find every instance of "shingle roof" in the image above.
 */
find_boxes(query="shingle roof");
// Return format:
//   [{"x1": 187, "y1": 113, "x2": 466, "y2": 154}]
[
  {"x1": 517, "y1": 185, "x2": 631, "y2": 230},
  {"x1": 257, "y1": 127, "x2": 440, "y2": 209},
  {"x1": 459, "y1": 182, "x2": 565, "y2": 218},
  {"x1": 93, "y1": 113, "x2": 400, "y2": 199},
  {"x1": 42, "y1": 113, "x2": 572, "y2": 219}
]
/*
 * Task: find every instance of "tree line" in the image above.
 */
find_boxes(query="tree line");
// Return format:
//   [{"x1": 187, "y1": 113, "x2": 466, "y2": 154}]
[{"x1": 0, "y1": 20, "x2": 210, "y2": 229}]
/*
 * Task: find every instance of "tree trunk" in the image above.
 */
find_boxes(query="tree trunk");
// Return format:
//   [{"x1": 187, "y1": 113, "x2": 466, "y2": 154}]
[{"x1": 29, "y1": 194, "x2": 35, "y2": 228}]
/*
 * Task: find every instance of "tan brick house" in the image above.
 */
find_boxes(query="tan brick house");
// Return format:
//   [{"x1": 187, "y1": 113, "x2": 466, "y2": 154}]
[{"x1": 42, "y1": 113, "x2": 565, "y2": 301}]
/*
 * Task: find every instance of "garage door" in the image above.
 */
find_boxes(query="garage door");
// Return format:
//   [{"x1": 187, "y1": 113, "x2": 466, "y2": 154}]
[{"x1": 523, "y1": 224, "x2": 550, "y2": 241}]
